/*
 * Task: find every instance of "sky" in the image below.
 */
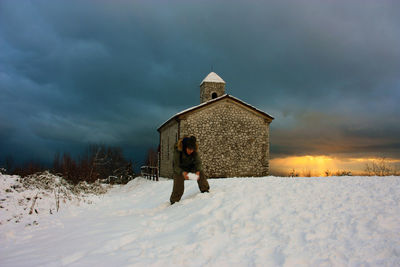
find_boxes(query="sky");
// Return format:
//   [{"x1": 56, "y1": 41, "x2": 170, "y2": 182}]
[{"x1": 1, "y1": 0, "x2": 400, "y2": 173}]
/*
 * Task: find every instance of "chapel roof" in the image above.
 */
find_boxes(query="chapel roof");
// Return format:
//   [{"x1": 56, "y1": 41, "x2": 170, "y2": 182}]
[
  {"x1": 157, "y1": 94, "x2": 274, "y2": 132},
  {"x1": 200, "y1": 72, "x2": 226, "y2": 86}
]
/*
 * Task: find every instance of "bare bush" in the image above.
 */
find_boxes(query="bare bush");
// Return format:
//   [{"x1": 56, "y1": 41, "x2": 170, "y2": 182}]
[
  {"x1": 302, "y1": 169, "x2": 313, "y2": 177},
  {"x1": 1, "y1": 171, "x2": 112, "y2": 225},
  {"x1": 323, "y1": 169, "x2": 352, "y2": 177},
  {"x1": 289, "y1": 169, "x2": 299, "y2": 177},
  {"x1": 365, "y1": 158, "x2": 399, "y2": 176},
  {"x1": 334, "y1": 170, "x2": 352, "y2": 176},
  {"x1": 52, "y1": 145, "x2": 135, "y2": 184},
  {"x1": 6, "y1": 145, "x2": 136, "y2": 184},
  {"x1": 13, "y1": 161, "x2": 46, "y2": 177}
]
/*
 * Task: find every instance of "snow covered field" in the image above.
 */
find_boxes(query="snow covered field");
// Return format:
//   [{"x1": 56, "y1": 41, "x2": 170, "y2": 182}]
[{"x1": 1, "y1": 175, "x2": 399, "y2": 266}]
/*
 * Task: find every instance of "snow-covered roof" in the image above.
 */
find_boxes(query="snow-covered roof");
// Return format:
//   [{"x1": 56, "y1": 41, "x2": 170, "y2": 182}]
[
  {"x1": 158, "y1": 94, "x2": 274, "y2": 131},
  {"x1": 200, "y1": 72, "x2": 226, "y2": 85},
  {"x1": 227, "y1": 94, "x2": 274, "y2": 120}
]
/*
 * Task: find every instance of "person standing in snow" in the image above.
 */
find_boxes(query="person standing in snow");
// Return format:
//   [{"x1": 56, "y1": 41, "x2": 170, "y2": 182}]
[{"x1": 170, "y1": 136, "x2": 210, "y2": 205}]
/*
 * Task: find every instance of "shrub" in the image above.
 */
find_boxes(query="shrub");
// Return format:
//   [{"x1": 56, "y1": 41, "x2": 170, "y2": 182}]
[
  {"x1": 289, "y1": 169, "x2": 299, "y2": 177},
  {"x1": 365, "y1": 158, "x2": 399, "y2": 176}
]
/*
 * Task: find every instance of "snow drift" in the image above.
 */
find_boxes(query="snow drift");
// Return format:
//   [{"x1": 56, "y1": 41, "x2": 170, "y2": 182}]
[
  {"x1": 0, "y1": 172, "x2": 109, "y2": 227},
  {"x1": 1, "y1": 175, "x2": 399, "y2": 266}
]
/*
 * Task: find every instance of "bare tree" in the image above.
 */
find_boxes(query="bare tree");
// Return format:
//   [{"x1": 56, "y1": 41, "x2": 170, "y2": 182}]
[
  {"x1": 365, "y1": 158, "x2": 398, "y2": 176},
  {"x1": 85, "y1": 144, "x2": 134, "y2": 183},
  {"x1": 13, "y1": 160, "x2": 45, "y2": 177},
  {"x1": 289, "y1": 169, "x2": 299, "y2": 177},
  {"x1": 145, "y1": 147, "x2": 158, "y2": 167},
  {"x1": 10, "y1": 144, "x2": 135, "y2": 184},
  {"x1": 5, "y1": 155, "x2": 15, "y2": 174},
  {"x1": 53, "y1": 152, "x2": 61, "y2": 174}
]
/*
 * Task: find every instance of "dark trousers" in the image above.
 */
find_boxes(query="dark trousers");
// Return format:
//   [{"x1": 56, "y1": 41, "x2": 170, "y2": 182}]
[{"x1": 170, "y1": 171, "x2": 210, "y2": 204}]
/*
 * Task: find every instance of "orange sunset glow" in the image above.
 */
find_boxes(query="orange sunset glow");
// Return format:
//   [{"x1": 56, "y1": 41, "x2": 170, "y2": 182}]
[{"x1": 270, "y1": 156, "x2": 400, "y2": 177}]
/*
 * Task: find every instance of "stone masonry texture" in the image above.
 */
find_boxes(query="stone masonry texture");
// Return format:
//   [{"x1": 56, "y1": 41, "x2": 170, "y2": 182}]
[
  {"x1": 200, "y1": 82, "x2": 225, "y2": 103},
  {"x1": 159, "y1": 98, "x2": 271, "y2": 178},
  {"x1": 159, "y1": 120, "x2": 179, "y2": 177}
]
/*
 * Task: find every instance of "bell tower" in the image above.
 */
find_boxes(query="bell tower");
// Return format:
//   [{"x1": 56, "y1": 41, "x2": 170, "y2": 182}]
[{"x1": 200, "y1": 72, "x2": 226, "y2": 103}]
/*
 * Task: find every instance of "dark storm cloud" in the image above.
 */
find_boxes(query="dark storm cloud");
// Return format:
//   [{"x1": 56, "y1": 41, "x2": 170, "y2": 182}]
[{"x1": 1, "y1": 0, "x2": 399, "y2": 165}]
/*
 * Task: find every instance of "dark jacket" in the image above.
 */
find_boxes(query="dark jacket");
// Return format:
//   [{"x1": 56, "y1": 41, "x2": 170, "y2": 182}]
[{"x1": 173, "y1": 138, "x2": 203, "y2": 175}]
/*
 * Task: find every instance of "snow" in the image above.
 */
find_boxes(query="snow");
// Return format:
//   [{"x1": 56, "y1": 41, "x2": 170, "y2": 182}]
[
  {"x1": 1, "y1": 174, "x2": 400, "y2": 266},
  {"x1": 200, "y1": 72, "x2": 225, "y2": 85},
  {"x1": 187, "y1": 172, "x2": 199, "y2": 180},
  {"x1": 0, "y1": 172, "x2": 108, "y2": 227},
  {"x1": 227, "y1": 94, "x2": 274, "y2": 119}
]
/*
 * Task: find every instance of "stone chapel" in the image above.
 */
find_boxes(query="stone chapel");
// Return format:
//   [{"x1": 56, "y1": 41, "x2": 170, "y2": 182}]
[{"x1": 157, "y1": 72, "x2": 274, "y2": 178}]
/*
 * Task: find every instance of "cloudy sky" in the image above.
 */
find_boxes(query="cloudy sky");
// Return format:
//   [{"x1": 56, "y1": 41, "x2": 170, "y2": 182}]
[{"x1": 1, "y1": 0, "x2": 399, "y2": 170}]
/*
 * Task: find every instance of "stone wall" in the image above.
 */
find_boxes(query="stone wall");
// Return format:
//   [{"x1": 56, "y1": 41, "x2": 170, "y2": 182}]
[
  {"x1": 200, "y1": 82, "x2": 225, "y2": 103},
  {"x1": 179, "y1": 99, "x2": 271, "y2": 178},
  {"x1": 159, "y1": 120, "x2": 179, "y2": 178}
]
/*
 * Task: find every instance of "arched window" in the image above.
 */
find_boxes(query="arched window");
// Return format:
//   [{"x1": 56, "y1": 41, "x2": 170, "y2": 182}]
[{"x1": 211, "y1": 92, "x2": 218, "y2": 99}]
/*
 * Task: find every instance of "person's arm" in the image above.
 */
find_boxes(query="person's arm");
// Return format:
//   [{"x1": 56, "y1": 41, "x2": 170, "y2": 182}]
[{"x1": 194, "y1": 153, "x2": 203, "y2": 172}]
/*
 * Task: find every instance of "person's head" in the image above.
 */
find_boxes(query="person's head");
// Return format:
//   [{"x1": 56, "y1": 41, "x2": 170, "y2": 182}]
[
  {"x1": 182, "y1": 136, "x2": 196, "y2": 155},
  {"x1": 186, "y1": 147, "x2": 194, "y2": 155}
]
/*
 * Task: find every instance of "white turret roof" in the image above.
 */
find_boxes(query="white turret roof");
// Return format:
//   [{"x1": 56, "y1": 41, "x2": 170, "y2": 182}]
[{"x1": 200, "y1": 72, "x2": 226, "y2": 85}]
